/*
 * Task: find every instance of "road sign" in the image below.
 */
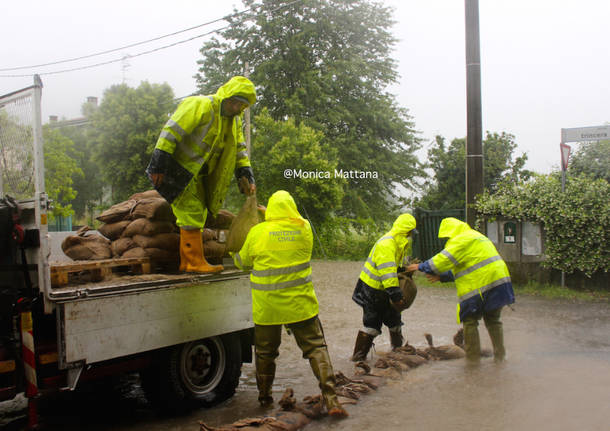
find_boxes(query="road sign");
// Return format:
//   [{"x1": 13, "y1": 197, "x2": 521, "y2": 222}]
[
  {"x1": 561, "y1": 125, "x2": 610, "y2": 143},
  {"x1": 560, "y1": 143, "x2": 571, "y2": 171}
]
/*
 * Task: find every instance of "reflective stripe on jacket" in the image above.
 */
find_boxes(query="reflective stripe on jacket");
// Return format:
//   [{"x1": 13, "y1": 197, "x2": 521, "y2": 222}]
[
  {"x1": 359, "y1": 235, "x2": 400, "y2": 291},
  {"x1": 359, "y1": 213, "x2": 416, "y2": 292},
  {"x1": 427, "y1": 218, "x2": 512, "y2": 302},
  {"x1": 233, "y1": 191, "x2": 318, "y2": 325},
  {"x1": 152, "y1": 76, "x2": 255, "y2": 214}
]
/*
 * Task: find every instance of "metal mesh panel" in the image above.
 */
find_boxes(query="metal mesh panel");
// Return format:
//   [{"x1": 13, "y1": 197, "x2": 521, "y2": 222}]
[{"x1": 0, "y1": 89, "x2": 36, "y2": 199}]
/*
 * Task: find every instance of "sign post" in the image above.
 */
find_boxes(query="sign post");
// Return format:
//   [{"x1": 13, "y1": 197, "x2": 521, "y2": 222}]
[{"x1": 560, "y1": 143, "x2": 571, "y2": 192}]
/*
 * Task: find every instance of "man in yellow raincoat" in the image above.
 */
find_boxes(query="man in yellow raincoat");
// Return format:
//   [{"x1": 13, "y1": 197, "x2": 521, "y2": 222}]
[
  {"x1": 407, "y1": 217, "x2": 515, "y2": 363},
  {"x1": 351, "y1": 214, "x2": 417, "y2": 361},
  {"x1": 233, "y1": 190, "x2": 348, "y2": 418},
  {"x1": 146, "y1": 76, "x2": 256, "y2": 274}
]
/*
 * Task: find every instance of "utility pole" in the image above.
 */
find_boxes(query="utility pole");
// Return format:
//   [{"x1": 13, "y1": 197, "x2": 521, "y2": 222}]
[
  {"x1": 465, "y1": 0, "x2": 484, "y2": 227},
  {"x1": 244, "y1": 62, "x2": 252, "y2": 157}
]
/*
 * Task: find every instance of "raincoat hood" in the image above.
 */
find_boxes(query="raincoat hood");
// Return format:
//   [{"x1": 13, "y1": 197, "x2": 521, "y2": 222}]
[
  {"x1": 265, "y1": 190, "x2": 305, "y2": 224},
  {"x1": 390, "y1": 213, "x2": 416, "y2": 236},
  {"x1": 387, "y1": 213, "x2": 416, "y2": 263},
  {"x1": 215, "y1": 76, "x2": 257, "y2": 106},
  {"x1": 438, "y1": 217, "x2": 471, "y2": 239}
]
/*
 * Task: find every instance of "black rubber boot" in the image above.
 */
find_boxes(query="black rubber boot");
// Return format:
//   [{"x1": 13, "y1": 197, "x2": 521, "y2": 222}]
[
  {"x1": 351, "y1": 331, "x2": 374, "y2": 362},
  {"x1": 390, "y1": 330, "x2": 404, "y2": 350}
]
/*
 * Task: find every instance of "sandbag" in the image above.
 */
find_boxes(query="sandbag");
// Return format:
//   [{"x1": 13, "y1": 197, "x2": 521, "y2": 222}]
[
  {"x1": 98, "y1": 220, "x2": 131, "y2": 241},
  {"x1": 423, "y1": 333, "x2": 465, "y2": 360},
  {"x1": 111, "y1": 237, "x2": 137, "y2": 257},
  {"x1": 395, "y1": 272, "x2": 417, "y2": 311},
  {"x1": 203, "y1": 240, "x2": 226, "y2": 259},
  {"x1": 96, "y1": 199, "x2": 137, "y2": 224},
  {"x1": 226, "y1": 194, "x2": 259, "y2": 252},
  {"x1": 383, "y1": 351, "x2": 428, "y2": 367},
  {"x1": 121, "y1": 247, "x2": 176, "y2": 261},
  {"x1": 130, "y1": 197, "x2": 175, "y2": 221},
  {"x1": 200, "y1": 411, "x2": 311, "y2": 431},
  {"x1": 128, "y1": 189, "x2": 162, "y2": 201},
  {"x1": 202, "y1": 228, "x2": 218, "y2": 242},
  {"x1": 132, "y1": 233, "x2": 180, "y2": 250},
  {"x1": 204, "y1": 209, "x2": 235, "y2": 230},
  {"x1": 121, "y1": 218, "x2": 176, "y2": 238},
  {"x1": 61, "y1": 226, "x2": 112, "y2": 260}
]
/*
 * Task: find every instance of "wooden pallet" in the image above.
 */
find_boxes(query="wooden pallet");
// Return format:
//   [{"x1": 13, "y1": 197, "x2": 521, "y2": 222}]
[{"x1": 50, "y1": 257, "x2": 152, "y2": 288}]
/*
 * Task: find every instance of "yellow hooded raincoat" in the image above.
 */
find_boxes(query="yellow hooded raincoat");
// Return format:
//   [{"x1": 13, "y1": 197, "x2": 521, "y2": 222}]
[
  {"x1": 146, "y1": 76, "x2": 256, "y2": 227},
  {"x1": 359, "y1": 213, "x2": 416, "y2": 292},
  {"x1": 233, "y1": 191, "x2": 319, "y2": 325}
]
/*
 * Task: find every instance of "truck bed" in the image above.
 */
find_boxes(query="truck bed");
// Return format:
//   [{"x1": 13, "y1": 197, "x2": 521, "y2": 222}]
[{"x1": 48, "y1": 263, "x2": 248, "y2": 301}]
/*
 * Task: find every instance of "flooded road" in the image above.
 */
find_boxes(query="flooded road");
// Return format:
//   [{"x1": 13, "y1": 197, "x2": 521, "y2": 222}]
[{"x1": 2, "y1": 260, "x2": 609, "y2": 430}]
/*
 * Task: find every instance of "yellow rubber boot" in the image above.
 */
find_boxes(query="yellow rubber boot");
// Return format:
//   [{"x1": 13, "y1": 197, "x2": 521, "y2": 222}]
[{"x1": 180, "y1": 228, "x2": 224, "y2": 274}]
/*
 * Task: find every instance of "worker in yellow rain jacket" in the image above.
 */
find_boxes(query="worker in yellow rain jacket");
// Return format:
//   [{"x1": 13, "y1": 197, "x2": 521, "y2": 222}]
[
  {"x1": 351, "y1": 214, "x2": 417, "y2": 361},
  {"x1": 146, "y1": 76, "x2": 256, "y2": 274},
  {"x1": 407, "y1": 217, "x2": 515, "y2": 363},
  {"x1": 233, "y1": 190, "x2": 348, "y2": 418}
]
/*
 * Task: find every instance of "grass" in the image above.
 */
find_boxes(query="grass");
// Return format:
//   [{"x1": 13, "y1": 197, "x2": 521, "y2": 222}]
[{"x1": 412, "y1": 274, "x2": 610, "y2": 303}]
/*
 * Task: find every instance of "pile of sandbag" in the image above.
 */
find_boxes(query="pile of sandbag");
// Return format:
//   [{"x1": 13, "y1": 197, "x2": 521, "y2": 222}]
[
  {"x1": 64, "y1": 187, "x2": 260, "y2": 266},
  {"x1": 95, "y1": 190, "x2": 179, "y2": 265}
]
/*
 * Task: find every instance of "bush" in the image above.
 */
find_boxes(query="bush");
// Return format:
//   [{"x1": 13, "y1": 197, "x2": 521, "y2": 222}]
[
  {"x1": 313, "y1": 217, "x2": 388, "y2": 260},
  {"x1": 475, "y1": 173, "x2": 609, "y2": 276}
]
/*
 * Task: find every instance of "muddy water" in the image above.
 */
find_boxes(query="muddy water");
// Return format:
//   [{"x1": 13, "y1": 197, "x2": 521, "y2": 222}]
[{"x1": 2, "y1": 260, "x2": 609, "y2": 430}]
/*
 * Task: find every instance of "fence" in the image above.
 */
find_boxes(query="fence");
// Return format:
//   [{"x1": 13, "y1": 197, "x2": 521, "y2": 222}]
[{"x1": 412, "y1": 208, "x2": 465, "y2": 261}]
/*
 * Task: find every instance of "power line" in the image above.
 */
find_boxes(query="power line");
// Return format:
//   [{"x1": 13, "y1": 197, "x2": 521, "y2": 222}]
[
  {"x1": 1, "y1": 25, "x2": 231, "y2": 77},
  {"x1": 0, "y1": 0, "x2": 304, "y2": 78},
  {"x1": 0, "y1": 6, "x2": 253, "y2": 72}
]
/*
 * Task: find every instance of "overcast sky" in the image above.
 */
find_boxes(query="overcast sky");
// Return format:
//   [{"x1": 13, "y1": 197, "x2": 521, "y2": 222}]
[{"x1": 1, "y1": 0, "x2": 608, "y2": 174}]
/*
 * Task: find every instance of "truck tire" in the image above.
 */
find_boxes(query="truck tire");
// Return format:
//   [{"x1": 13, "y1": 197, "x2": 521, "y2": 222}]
[{"x1": 141, "y1": 333, "x2": 242, "y2": 414}]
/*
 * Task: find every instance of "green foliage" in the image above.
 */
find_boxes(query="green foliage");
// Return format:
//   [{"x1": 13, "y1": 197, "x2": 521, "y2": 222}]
[
  {"x1": 0, "y1": 110, "x2": 35, "y2": 199},
  {"x1": 569, "y1": 139, "x2": 610, "y2": 182},
  {"x1": 89, "y1": 81, "x2": 176, "y2": 202},
  {"x1": 415, "y1": 132, "x2": 532, "y2": 210},
  {"x1": 315, "y1": 216, "x2": 388, "y2": 260},
  {"x1": 42, "y1": 128, "x2": 84, "y2": 218},
  {"x1": 475, "y1": 173, "x2": 609, "y2": 276},
  {"x1": 53, "y1": 122, "x2": 104, "y2": 222},
  {"x1": 194, "y1": 0, "x2": 422, "y2": 223},
  {"x1": 251, "y1": 109, "x2": 343, "y2": 224}
]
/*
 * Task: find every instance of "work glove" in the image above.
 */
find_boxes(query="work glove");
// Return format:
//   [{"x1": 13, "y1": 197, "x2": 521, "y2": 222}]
[
  {"x1": 149, "y1": 173, "x2": 164, "y2": 187},
  {"x1": 147, "y1": 148, "x2": 170, "y2": 189},
  {"x1": 235, "y1": 166, "x2": 256, "y2": 195},
  {"x1": 390, "y1": 297, "x2": 409, "y2": 313}
]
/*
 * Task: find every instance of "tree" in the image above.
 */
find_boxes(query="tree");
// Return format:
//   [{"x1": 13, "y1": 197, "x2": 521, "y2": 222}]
[
  {"x1": 0, "y1": 111, "x2": 35, "y2": 200},
  {"x1": 476, "y1": 173, "x2": 609, "y2": 276},
  {"x1": 569, "y1": 139, "x2": 610, "y2": 182},
  {"x1": 42, "y1": 128, "x2": 83, "y2": 218},
  {"x1": 54, "y1": 115, "x2": 105, "y2": 222},
  {"x1": 90, "y1": 81, "x2": 176, "y2": 202},
  {"x1": 414, "y1": 132, "x2": 532, "y2": 210},
  {"x1": 194, "y1": 0, "x2": 422, "y2": 222},
  {"x1": 250, "y1": 108, "x2": 343, "y2": 224}
]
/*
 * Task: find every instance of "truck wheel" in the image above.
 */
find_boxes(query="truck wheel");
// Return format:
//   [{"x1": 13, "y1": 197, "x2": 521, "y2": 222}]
[{"x1": 141, "y1": 333, "x2": 242, "y2": 414}]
